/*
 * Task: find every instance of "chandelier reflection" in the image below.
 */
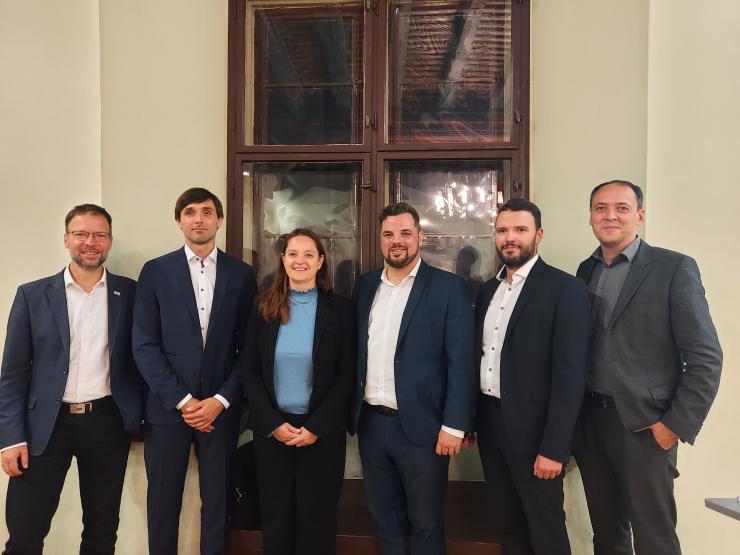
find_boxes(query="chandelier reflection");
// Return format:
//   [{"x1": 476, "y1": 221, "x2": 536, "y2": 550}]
[{"x1": 433, "y1": 172, "x2": 500, "y2": 220}]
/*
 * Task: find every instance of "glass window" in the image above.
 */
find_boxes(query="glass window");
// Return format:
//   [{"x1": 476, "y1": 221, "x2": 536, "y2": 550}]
[
  {"x1": 387, "y1": 158, "x2": 511, "y2": 301},
  {"x1": 386, "y1": 0, "x2": 513, "y2": 145},
  {"x1": 244, "y1": 1, "x2": 365, "y2": 146},
  {"x1": 242, "y1": 161, "x2": 361, "y2": 298}
]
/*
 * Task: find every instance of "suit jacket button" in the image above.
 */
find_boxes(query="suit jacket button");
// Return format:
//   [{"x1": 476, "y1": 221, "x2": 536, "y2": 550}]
[{"x1": 63, "y1": 368, "x2": 68, "y2": 374}]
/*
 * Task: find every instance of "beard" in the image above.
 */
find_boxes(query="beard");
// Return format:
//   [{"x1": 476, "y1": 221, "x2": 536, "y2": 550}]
[
  {"x1": 496, "y1": 239, "x2": 537, "y2": 268},
  {"x1": 383, "y1": 246, "x2": 418, "y2": 269},
  {"x1": 72, "y1": 251, "x2": 107, "y2": 270}
]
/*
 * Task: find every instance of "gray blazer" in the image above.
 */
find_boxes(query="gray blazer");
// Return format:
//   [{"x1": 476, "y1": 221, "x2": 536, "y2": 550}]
[{"x1": 577, "y1": 241, "x2": 722, "y2": 444}]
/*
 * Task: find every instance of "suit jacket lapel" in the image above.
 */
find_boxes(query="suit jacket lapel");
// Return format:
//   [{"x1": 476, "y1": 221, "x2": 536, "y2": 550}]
[
  {"x1": 107, "y1": 273, "x2": 122, "y2": 357},
  {"x1": 504, "y1": 258, "x2": 547, "y2": 343},
  {"x1": 209, "y1": 250, "x2": 230, "y2": 330},
  {"x1": 358, "y1": 272, "x2": 382, "y2": 357},
  {"x1": 47, "y1": 271, "x2": 70, "y2": 359},
  {"x1": 578, "y1": 257, "x2": 598, "y2": 283},
  {"x1": 313, "y1": 292, "x2": 331, "y2": 359},
  {"x1": 476, "y1": 279, "x2": 498, "y2": 349},
  {"x1": 609, "y1": 242, "x2": 652, "y2": 327},
  {"x1": 171, "y1": 249, "x2": 200, "y2": 328},
  {"x1": 396, "y1": 261, "x2": 429, "y2": 349}
]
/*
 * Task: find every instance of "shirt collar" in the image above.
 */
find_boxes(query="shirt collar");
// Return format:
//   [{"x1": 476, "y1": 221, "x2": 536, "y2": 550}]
[
  {"x1": 381, "y1": 257, "x2": 422, "y2": 287},
  {"x1": 591, "y1": 236, "x2": 641, "y2": 265},
  {"x1": 184, "y1": 244, "x2": 218, "y2": 265},
  {"x1": 495, "y1": 254, "x2": 539, "y2": 282},
  {"x1": 64, "y1": 265, "x2": 107, "y2": 291}
]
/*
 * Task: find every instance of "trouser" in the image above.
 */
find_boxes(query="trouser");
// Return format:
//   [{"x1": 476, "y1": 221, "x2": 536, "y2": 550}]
[
  {"x1": 4, "y1": 397, "x2": 130, "y2": 555},
  {"x1": 254, "y1": 412, "x2": 346, "y2": 555},
  {"x1": 476, "y1": 394, "x2": 570, "y2": 555},
  {"x1": 357, "y1": 406, "x2": 449, "y2": 555},
  {"x1": 573, "y1": 399, "x2": 681, "y2": 555}
]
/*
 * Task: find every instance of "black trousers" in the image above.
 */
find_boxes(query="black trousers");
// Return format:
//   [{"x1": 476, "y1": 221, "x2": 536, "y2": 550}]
[
  {"x1": 144, "y1": 412, "x2": 239, "y2": 555},
  {"x1": 4, "y1": 397, "x2": 131, "y2": 555},
  {"x1": 573, "y1": 402, "x2": 681, "y2": 555},
  {"x1": 476, "y1": 394, "x2": 570, "y2": 555},
  {"x1": 253, "y1": 413, "x2": 346, "y2": 555},
  {"x1": 357, "y1": 407, "x2": 450, "y2": 555}
]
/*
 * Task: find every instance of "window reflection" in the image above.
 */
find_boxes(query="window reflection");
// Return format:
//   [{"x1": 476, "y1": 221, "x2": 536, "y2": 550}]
[{"x1": 387, "y1": 0, "x2": 513, "y2": 144}]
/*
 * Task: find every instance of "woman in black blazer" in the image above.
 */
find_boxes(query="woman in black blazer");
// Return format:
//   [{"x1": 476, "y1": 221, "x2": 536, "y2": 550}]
[{"x1": 239, "y1": 228, "x2": 355, "y2": 555}]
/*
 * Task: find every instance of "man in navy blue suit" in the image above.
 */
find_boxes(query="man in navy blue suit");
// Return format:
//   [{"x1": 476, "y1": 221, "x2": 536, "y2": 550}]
[
  {"x1": 0, "y1": 204, "x2": 143, "y2": 554},
  {"x1": 133, "y1": 188, "x2": 256, "y2": 555},
  {"x1": 352, "y1": 202, "x2": 477, "y2": 555}
]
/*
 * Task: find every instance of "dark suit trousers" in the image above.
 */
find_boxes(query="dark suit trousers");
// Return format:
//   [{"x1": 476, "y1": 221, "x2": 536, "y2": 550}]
[
  {"x1": 253, "y1": 413, "x2": 346, "y2": 555},
  {"x1": 573, "y1": 403, "x2": 681, "y2": 555},
  {"x1": 4, "y1": 398, "x2": 130, "y2": 555},
  {"x1": 476, "y1": 394, "x2": 570, "y2": 555},
  {"x1": 357, "y1": 407, "x2": 450, "y2": 555},
  {"x1": 144, "y1": 413, "x2": 239, "y2": 555}
]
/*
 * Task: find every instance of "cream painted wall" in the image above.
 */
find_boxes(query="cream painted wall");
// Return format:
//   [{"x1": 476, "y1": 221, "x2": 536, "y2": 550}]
[
  {"x1": 645, "y1": 1, "x2": 740, "y2": 553},
  {"x1": 2, "y1": 0, "x2": 739, "y2": 553},
  {"x1": 0, "y1": 0, "x2": 104, "y2": 549}
]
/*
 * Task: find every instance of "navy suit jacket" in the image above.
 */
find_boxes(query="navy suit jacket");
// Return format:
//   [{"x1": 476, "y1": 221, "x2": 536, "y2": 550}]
[
  {"x1": 475, "y1": 258, "x2": 589, "y2": 464},
  {"x1": 351, "y1": 261, "x2": 477, "y2": 446},
  {"x1": 133, "y1": 248, "x2": 257, "y2": 425},
  {"x1": 0, "y1": 270, "x2": 144, "y2": 456}
]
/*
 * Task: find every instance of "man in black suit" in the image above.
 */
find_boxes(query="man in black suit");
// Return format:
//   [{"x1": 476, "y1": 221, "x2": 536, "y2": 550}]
[
  {"x1": 352, "y1": 202, "x2": 477, "y2": 555},
  {"x1": 574, "y1": 180, "x2": 722, "y2": 555},
  {"x1": 133, "y1": 188, "x2": 256, "y2": 555},
  {"x1": 0, "y1": 204, "x2": 143, "y2": 554},
  {"x1": 474, "y1": 199, "x2": 589, "y2": 555}
]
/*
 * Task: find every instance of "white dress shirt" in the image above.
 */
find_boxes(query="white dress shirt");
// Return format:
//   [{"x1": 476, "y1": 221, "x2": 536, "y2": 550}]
[
  {"x1": 177, "y1": 245, "x2": 229, "y2": 410},
  {"x1": 365, "y1": 258, "x2": 462, "y2": 438},
  {"x1": 480, "y1": 255, "x2": 539, "y2": 398},
  {"x1": 63, "y1": 265, "x2": 111, "y2": 403}
]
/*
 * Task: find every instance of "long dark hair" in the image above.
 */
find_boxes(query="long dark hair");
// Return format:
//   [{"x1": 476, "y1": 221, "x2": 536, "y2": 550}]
[{"x1": 258, "y1": 228, "x2": 332, "y2": 323}]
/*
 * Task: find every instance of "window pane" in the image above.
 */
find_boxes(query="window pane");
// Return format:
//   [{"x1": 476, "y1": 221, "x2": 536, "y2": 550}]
[
  {"x1": 386, "y1": 0, "x2": 513, "y2": 144},
  {"x1": 387, "y1": 159, "x2": 511, "y2": 301},
  {"x1": 244, "y1": 1, "x2": 365, "y2": 146},
  {"x1": 242, "y1": 161, "x2": 360, "y2": 298}
]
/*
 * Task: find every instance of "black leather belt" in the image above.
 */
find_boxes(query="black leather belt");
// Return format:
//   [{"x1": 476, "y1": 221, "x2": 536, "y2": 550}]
[
  {"x1": 363, "y1": 401, "x2": 399, "y2": 416},
  {"x1": 62, "y1": 396, "x2": 114, "y2": 414},
  {"x1": 585, "y1": 391, "x2": 616, "y2": 408}
]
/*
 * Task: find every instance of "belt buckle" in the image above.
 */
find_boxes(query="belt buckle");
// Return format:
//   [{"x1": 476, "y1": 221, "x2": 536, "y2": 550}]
[{"x1": 69, "y1": 402, "x2": 92, "y2": 414}]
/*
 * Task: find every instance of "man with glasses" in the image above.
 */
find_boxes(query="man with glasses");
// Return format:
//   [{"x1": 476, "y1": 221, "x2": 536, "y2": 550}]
[{"x1": 0, "y1": 204, "x2": 144, "y2": 554}]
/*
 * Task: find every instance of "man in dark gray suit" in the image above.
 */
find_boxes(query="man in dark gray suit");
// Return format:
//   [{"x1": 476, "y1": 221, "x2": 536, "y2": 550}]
[{"x1": 574, "y1": 180, "x2": 722, "y2": 555}]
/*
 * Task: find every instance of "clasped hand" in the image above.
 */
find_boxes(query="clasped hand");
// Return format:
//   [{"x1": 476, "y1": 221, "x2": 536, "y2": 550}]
[
  {"x1": 273, "y1": 423, "x2": 318, "y2": 447},
  {"x1": 180, "y1": 397, "x2": 224, "y2": 432}
]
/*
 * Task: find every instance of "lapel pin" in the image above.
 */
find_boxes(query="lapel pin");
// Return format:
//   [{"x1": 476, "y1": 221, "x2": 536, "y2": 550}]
[{"x1": 113, "y1": 290, "x2": 121, "y2": 296}]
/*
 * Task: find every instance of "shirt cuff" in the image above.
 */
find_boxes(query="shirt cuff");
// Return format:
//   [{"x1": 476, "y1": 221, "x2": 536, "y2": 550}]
[
  {"x1": 214, "y1": 394, "x2": 230, "y2": 410},
  {"x1": 441, "y1": 425, "x2": 464, "y2": 438},
  {"x1": 176, "y1": 394, "x2": 193, "y2": 410},
  {"x1": 1, "y1": 442, "x2": 27, "y2": 452}
]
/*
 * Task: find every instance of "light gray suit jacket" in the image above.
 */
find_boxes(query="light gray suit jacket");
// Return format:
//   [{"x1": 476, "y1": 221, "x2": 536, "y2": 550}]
[{"x1": 577, "y1": 241, "x2": 722, "y2": 444}]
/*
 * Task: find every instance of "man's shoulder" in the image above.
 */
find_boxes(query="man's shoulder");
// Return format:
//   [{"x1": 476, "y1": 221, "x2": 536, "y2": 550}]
[
  {"x1": 644, "y1": 243, "x2": 692, "y2": 265},
  {"x1": 106, "y1": 271, "x2": 136, "y2": 291},
  {"x1": 217, "y1": 249, "x2": 255, "y2": 275},
  {"x1": 540, "y1": 260, "x2": 582, "y2": 286},
  {"x1": 423, "y1": 261, "x2": 465, "y2": 285},
  {"x1": 17, "y1": 271, "x2": 65, "y2": 295}
]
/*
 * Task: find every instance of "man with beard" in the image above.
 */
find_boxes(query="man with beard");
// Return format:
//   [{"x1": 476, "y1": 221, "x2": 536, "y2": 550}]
[
  {"x1": 133, "y1": 188, "x2": 256, "y2": 555},
  {"x1": 473, "y1": 199, "x2": 589, "y2": 555},
  {"x1": 0, "y1": 204, "x2": 143, "y2": 554},
  {"x1": 351, "y1": 202, "x2": 476, "y2": 555}
]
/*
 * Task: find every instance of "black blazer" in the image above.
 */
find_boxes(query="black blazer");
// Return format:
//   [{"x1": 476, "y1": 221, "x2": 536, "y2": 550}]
[
  {"x1": 239, "y1": 291, "x2": 356, "y2": 438},
  {"x1": 0, "y1": 270, "x2": 144, "y2": 455},
  {"x1": 474, "y1": 258, "x2": 589, "y2": 463}
]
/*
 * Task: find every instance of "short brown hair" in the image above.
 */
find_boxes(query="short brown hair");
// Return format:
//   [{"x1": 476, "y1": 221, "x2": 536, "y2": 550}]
[
  {"x1": 174, "y1": 188, "x2": 224, "y2": 221},
  {"x1": 259, "y1": 228, "x2": 332, "y2": 323},
  {"x1": 378, "y1": 202, "x2": 421, "y2": 230},
  {"x1": 64, "y1": 204, "x2": 112, "y2": 234}
]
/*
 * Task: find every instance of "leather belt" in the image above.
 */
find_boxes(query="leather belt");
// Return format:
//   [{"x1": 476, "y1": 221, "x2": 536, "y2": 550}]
[
  {"x1": 584, "y1": 391, "x2": 616, "y2": 408},
  {"x1": 363, "y1": 401, "x2": 399, "y2": 416},
  {"x1": 62, "y1": 396, "x2": 113, "y2": 414}
]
